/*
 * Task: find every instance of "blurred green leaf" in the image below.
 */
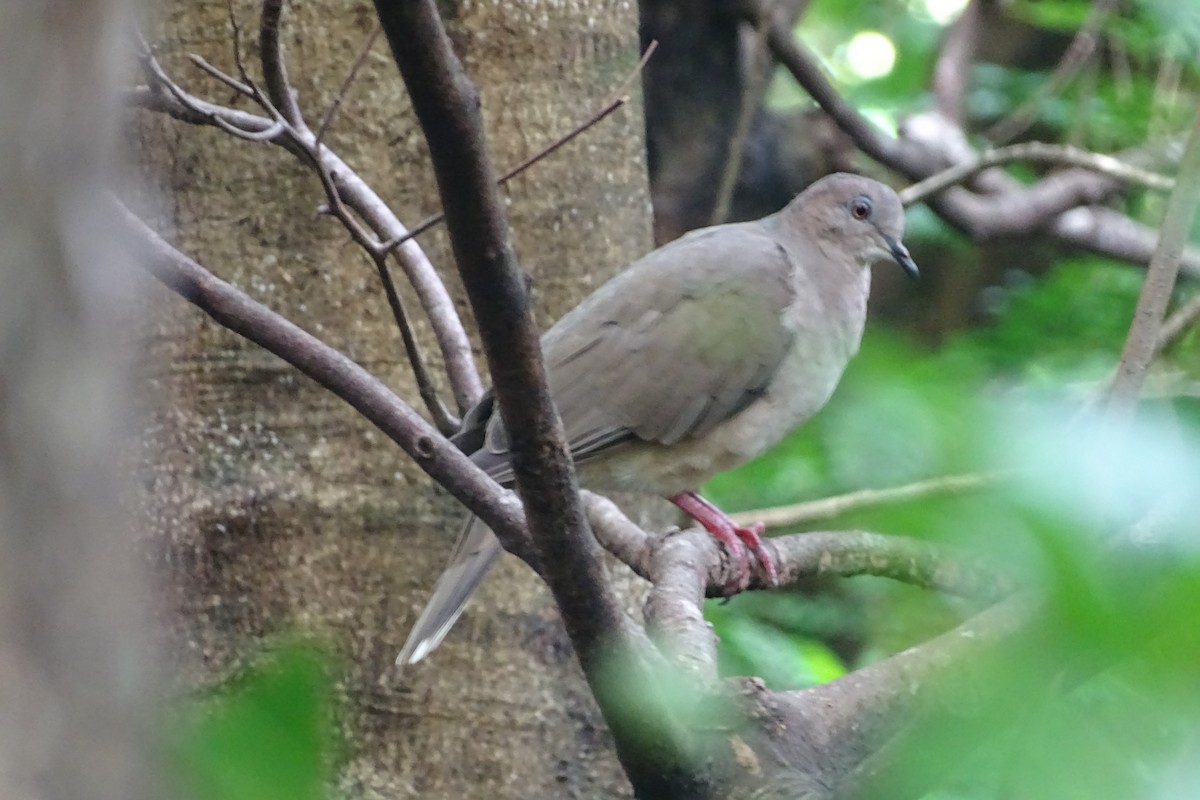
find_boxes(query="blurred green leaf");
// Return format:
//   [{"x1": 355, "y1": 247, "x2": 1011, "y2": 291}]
[{"x1": 172, "y1": 641, "x2": 336, "y2": 800}]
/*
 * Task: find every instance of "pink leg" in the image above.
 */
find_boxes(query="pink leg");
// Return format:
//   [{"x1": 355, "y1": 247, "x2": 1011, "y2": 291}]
[{"x1": 669, "y1": 490, "x2": 779, "y2": 593}]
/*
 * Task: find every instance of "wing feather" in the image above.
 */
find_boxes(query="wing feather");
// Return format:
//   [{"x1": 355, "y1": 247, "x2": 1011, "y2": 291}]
[{"x1": 475, "y1": 220, "x2": 797, "y2": 479}]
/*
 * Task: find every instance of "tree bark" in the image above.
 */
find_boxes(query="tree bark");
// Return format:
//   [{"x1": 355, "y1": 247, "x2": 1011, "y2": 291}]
[{"x1": 133, "y1": 0, "x2": 653, "y2": 796}]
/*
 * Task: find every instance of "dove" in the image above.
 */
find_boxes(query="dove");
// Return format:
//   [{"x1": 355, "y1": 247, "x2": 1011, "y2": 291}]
[{"x1": 398, "y1": 172, "x2": 918, "y2": 664}]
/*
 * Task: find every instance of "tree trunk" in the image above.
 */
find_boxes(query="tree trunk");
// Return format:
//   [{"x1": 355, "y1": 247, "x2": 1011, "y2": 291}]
[
  {"x1": 0, "y1": 1, "x2": 158, "y2": 798},
  {"x1": 133, "y1": 0, "x2": 652, "y2": 796}
]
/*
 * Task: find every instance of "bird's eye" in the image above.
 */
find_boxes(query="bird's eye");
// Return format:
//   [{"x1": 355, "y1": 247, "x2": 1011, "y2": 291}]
[{"x1": 849, "y1": 196, "x2": 873, "y2": 220}]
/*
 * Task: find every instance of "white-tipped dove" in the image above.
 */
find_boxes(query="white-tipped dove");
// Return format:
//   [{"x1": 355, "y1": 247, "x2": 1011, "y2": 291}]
[{"x1": 398, "y1": 172, "x2": 917, "y2": 665}]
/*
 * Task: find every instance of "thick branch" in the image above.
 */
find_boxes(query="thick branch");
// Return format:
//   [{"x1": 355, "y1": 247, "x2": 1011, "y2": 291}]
[
  {"x1": 771, "y1": 531, "x2": 1014, "y2": 601},
  {"x1": 370, "y1": 3, "x2": 699, "y2": 794},
  {"x1": 118, "y1": 203, "x2": 530, "y2": 557},
  {"x1": 763, "y1": 19, "x2": 926, "y2": 181}
]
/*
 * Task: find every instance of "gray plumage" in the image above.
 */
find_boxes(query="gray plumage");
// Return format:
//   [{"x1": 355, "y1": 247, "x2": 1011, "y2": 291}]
[{"x1": 398, "y1": 172, "x2": 916, "y2": 665}]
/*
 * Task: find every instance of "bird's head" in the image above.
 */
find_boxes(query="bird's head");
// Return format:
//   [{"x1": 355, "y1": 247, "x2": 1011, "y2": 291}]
[{"x1": 788, "y1": 172, "x2": 919, "y2": 280}]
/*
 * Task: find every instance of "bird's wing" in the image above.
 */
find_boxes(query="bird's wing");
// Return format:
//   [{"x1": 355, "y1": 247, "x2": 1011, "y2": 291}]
[{"x1": 474, "y1": 222, "x2": 797, "y2": 482}]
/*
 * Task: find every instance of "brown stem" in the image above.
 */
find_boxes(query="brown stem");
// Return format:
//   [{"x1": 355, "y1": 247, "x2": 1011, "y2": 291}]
[
  {"x1": 259, "y1": 0, "x2": 304, "y2": 126},
  {"x1": 315, "y1": 23, "x2": 382, "y2": 146},
  {"x1": 985, "y1": 0, "x2": 1120, "y2": 145},
  {"x1": 119, "y1": 202, "x2": 530, "y2": 558},
  {"x1": 709, "y1": 18, "x2": 773, "y2": 226},
  {"x1": 899, "y1": 142, "x2": 1173, "y2": 207},
  {"x1": 382, "y1": 41, "x2": 658, "y2": 254},
  {"x1": 1108, "y1": 109, "x2": 1200, "y2": 410},
  {"x1": 371, "y1": 3, "x2": 703, "y2": 793},
  {"x1": 730, "y1": 472, "x2": 1008, "y2": 530},
  {"x1": 130, "y1": 53, "x2": 484, "y2": 411}
]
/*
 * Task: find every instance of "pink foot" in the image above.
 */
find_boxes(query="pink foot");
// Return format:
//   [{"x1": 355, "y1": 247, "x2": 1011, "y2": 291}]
[{"x1": 669, "y1": 491, "x2": 779, "y2": 594}]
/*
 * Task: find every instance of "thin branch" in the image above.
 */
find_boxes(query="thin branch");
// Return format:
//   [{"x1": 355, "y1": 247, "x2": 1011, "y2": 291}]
[
  {"x1": 985, "y1": 0, "x2": 1120, "y2": 145},
  {"x1": 763, "y1": 17, "x2": 926, "y2": 181},
  {"x1": 371, "y1": 6, "x2": 698, "y2": 792},
  {"x1": 316, "y1": 23, "x2": 382, "y2": 146},
  {"x1": 1108, "y1": 109, "x2": 1200, "y2": 410},
  {"x1": 259, "y1": 0, "x2": 305, "y2": 126},
  {"x1": 118, "y1": 202, "x2": 529, "y2": 556},
  {"x1": 764, "y1": 16, "x2": 1195, "y2": 269},
  {"x1": 585, "y1": 492, "x2": 653, "y2": 579},
  {"x1": 640, "y1": 525, "x2": 1012, "y2": 688},
  {"x1": 899, "y1": 142, "x2": 1173, "y2": 206},
  {"x1": 709, "y1": 18, "x2": 774, "y2": 226},
  {"x1": 379, "y1": 270, "x2": 459, "y2": 434},
  {"x1": 187, "y1": 53, "x2": 255, "y2": 98},
  {"x1": 131, "y1": 44, "x2": 483, "y2": 412},
  {"x1": 381, "y1": 40, "x2": 659, "y2": 254},
  {"x1": 372, "y1": 0, "x2": 631, "y2": 676},
  {"x1": 383, "y1": 95, "x2": 630, "y2": 250},
  {"x1": 1155, "y1": 292, "x2": 1200, "y2": 356},
  {"x1": 729, "y1": 472, "x2": 1008, "y2": 530}
]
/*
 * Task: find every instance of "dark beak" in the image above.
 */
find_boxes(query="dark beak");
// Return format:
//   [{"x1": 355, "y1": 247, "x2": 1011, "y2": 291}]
[{"x1": 885, "y1": 236, "x2": 919, "y2": 281}]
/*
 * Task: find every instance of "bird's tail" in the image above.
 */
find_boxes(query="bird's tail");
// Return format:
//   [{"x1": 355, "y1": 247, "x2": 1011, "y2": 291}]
[{"x1": 396, "y1": 515, "x2": 503, "y2": 665}]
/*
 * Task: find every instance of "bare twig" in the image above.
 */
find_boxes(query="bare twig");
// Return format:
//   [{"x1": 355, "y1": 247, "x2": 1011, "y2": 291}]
[
  {"x1": 764, "y1": 16, "x2": 1198, "y2": 272},
  {"x1": 1108, "y1": 109, "x2": 1200, "y2": 410},
  {"x1": 899, "y1": 142, "x2": 1174, "y2": 206},
  {"x1": 131, "y1": 43, "x2": 483, "y2": 412},
  {"x1": 729, "y1": 472, "x2": 1008, "y2": 530},
  {"x1": 585, "y1": 492, "x2": 654, "y2": 579},
  {"x1": 1155, "y1": 292, "x2": 1200, "y2": 356},
  {"x1": 986, "y1": 0, "x2": 1120, "y2": 145},
  {"x1": 709, "y1": 17, "x2": 774, "y2": 226},
  {"x1": 316, "y1": 23, "x2": 382, "y2": 146},
  {"x1": 119, "y1": 202, "x2": 528, "y2": 555},
  {"x1": 259, "y1": 0, "x2": 305, "y2": 126},
  {"x1": 381, "y1": 40, "x2": 659, "y2": 253},
  {"x1": 187, "y1": 53, "x2": 255, "y2": 98},
  {"x1": 640, "y1": 524, "x2": 1012, "y2": 686}
]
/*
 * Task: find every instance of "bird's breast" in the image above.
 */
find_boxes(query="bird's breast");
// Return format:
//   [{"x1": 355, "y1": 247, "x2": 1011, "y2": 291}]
[{"x1": 577, "y1": 281, "x2": 869, "y2": 497}]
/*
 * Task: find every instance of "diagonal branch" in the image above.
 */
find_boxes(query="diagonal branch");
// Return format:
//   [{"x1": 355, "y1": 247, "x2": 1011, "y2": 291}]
[
  {"x1": 129, "y1": 48, "x2": 484, "y2": 413},
  {"x1": 381, "y1": 40, "x2": 658, "y2": 253},
  {"x1": 118, "y1": 201, "x2": 529, "y2": 558},
  {"x1": 1108, "y1": 109, "x2": 1200, "y2": 410},
  {"x1": 762, "y1": 15, "x2": 1200, "y2": 273},
  {"x1": 729, "y1": 472, "x2": 1008, "y2": 530},
  {"x1": 370, "y1": 3, "x2": 702, "y2": 794},
  {"x1": 985, "y1": 0, "x2": 1120, "y2": 145}
]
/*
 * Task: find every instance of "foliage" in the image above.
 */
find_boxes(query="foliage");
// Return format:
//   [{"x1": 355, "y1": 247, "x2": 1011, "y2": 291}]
[{"x1": 171, "y1": 641, "x2": 338, "y2": 800}]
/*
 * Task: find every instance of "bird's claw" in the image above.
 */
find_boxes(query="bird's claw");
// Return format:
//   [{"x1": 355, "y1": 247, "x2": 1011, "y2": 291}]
[{"x1": 712, "y1": 521, "x2": 779, "y2": 596}]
